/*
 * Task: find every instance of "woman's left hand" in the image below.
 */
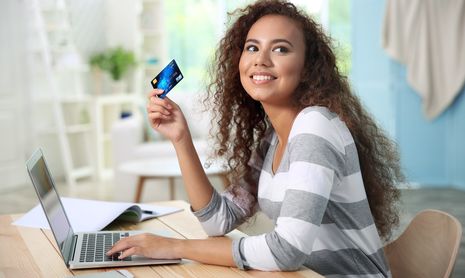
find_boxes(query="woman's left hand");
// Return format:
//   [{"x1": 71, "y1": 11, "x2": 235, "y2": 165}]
[{"x1": 106, "y1": 233, "x2": 180, "y2": 260}]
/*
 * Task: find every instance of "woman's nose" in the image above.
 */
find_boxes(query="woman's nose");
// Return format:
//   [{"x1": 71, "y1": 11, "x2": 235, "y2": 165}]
[{"x1": 254, "y1": 51, "x2": 271, "y2": 67}]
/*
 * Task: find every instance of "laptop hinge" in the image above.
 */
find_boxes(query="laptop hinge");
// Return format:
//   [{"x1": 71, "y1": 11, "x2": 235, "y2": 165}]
[{"x1": 69, "y1": 235, "x2": 78, "y2": 263}]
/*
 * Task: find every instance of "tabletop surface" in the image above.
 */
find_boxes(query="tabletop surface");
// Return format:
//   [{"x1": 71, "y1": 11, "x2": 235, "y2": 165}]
[
  {"x1": 119, "y1": 157, "x2": 227, "y2": 177},
  {"x1": 0, "y1": 200, "x2": 322, "y2": 277}
]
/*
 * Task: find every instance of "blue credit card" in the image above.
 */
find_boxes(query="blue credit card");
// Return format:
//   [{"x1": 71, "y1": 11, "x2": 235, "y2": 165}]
[{"x1": 151, "y1": 59, "x2": 183, "y2": 99}]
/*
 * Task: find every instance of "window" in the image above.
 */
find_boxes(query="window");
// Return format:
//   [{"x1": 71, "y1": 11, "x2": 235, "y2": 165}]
[
  {"x1": 328, "y1": 0, "x2": 351, "y2": 76},
  {"x1": 164, "y1": 0, "x2": 228, "y2": 92},
  {"x1": 164, "y1": 0, "x2": 350, "y2": 92}
]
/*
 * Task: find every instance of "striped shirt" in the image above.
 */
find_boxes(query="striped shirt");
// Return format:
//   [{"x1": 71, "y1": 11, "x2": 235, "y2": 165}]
[{"x1": 193, "y1": 106, "x2": 390, "y2": 277}]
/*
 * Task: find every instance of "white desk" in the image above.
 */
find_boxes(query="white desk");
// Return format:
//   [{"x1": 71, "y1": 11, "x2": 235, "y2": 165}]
[{"x1": 120, "y1": 157, "x2": 228, "y2": 202}]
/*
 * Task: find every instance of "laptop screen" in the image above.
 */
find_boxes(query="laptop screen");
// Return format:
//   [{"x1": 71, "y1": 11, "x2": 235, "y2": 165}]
[{"x1": 26, "y1": 149, "x2": 74, "y2": 262}]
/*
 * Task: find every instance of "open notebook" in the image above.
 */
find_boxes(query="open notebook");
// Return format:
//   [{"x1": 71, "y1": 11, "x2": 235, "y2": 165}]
[{"x1": 14, "y1": 197, "x2": 183, "y2": 232}]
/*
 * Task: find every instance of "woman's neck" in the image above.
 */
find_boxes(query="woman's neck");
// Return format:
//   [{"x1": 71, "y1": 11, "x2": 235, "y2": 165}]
[{"x1": 262, "y1": 103, "x2": 300, "y2": 146}]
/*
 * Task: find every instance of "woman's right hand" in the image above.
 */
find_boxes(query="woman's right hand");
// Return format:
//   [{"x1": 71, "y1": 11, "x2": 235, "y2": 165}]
[{"x1": 146, "y1": 89, "x2": 190, "y2": 143}]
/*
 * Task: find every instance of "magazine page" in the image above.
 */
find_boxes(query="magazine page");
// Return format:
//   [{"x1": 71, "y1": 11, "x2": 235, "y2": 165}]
[{"x1": 13, "y1": 197, "x2": 183, "y2": 232}]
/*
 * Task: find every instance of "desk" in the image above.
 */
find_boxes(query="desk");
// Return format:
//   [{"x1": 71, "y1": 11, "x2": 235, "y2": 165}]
[
  {"x1": 120, "y1": 157, "x2": 228, "y2": 202},
  {"x1": 0, "y1": 200, "x2": 322, "y2": 277}
]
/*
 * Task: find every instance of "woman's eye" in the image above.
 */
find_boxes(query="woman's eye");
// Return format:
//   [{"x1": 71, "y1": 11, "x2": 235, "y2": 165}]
[
  {"x1": 273, "y1": 46, "x2": 289, "y2": 53},
  {"x1": 245, "y1": 45, "x2": 258, "y2": 52}
]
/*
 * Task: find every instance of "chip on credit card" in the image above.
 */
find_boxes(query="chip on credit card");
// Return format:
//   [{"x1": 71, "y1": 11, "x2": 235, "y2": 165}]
[{"x1": 151, "y1": 59, "x2": 183, "y2": 99}]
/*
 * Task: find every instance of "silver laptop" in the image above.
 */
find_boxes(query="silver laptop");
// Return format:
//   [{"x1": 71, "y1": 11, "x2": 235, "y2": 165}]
[{"x1": 26, "y1": 148, "x2": 181, "y2": 269}]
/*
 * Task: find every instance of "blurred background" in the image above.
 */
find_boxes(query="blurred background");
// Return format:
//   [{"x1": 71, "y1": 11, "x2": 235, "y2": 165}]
[{"x1": 0, "y1": 0, "x2": 464, "y2": 276}]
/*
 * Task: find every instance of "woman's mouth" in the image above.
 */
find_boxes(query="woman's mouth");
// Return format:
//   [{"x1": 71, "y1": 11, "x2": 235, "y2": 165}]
[{"x1": 251, "y1": 74, "x2": 277, "y2": 84}]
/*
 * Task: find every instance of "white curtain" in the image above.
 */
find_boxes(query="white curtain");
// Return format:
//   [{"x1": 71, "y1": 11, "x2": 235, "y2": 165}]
[{"x1": 0, "y1": 0, "x2": 33, "y2": 189}]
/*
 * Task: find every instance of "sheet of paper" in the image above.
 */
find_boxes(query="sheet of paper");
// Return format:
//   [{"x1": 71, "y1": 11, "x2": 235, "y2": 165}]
[{"x1": 12, "y1": 197, "x2": 183, "y2": 232}]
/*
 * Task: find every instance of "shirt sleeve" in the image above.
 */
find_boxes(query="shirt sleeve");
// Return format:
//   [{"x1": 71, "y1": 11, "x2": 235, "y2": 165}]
[
  {"x1": 191, "y1": 187, "x2": 253, "y2": 236},
  {"x1": 232, "y1": 111, "x2": 346, "y2": 271},
  {"x1": 192, "y1": 129, "x2": 273, "y2": 236}
]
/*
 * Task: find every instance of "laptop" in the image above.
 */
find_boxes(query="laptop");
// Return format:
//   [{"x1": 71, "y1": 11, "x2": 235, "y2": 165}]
[{"x1": 26, "y1": 148, "x2": 181, "y2": 269}]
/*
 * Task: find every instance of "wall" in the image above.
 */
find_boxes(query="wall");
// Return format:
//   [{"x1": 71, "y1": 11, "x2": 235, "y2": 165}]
[
  {"x1": 350, "y1": 0, "x2": 395, "y2": 137},
  {"x1": 351, "y1": 0, "x2": 465, "y2": 189}
]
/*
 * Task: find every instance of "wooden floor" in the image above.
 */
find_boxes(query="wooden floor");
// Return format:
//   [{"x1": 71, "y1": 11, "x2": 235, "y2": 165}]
[{"x1": 1, "y1": 180, "x2": 464, "y2": 277}]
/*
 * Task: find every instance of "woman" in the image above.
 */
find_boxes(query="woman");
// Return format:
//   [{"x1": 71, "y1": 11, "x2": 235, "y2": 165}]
[{"x1": 107, "y1": 0, "x2": 403, "y2": 276}]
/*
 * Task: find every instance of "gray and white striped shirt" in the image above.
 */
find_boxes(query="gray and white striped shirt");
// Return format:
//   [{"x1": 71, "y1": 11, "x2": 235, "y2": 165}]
[{"x1": 193, "y1": 106, "x2": 390, "y2": 277}]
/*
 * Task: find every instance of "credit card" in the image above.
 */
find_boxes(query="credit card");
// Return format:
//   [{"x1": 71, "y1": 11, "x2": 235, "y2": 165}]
[{"x1": 150, "y1": 59, "x2": 183, "y2": 99}]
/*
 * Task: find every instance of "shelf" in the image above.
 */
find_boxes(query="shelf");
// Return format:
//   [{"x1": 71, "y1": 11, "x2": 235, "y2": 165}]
[
  {"x1": 59, "y1": 95, "x2": 92, "y2": 103},
  {"x1": 144, "y1": 64, "x2": 161, "y2": 71},
  {"x1": 33, "y1": 94, "x2": 92, "y2": 103},
  {"x1": 30, "y1": 45, "x2": 72, "y2": 53},
  {"x1": 31, "y1": 0, "x2": 95, "y2": 187},
  {"x1": 37, "y1": 126, "x2": 58, "y2": 135},
  {"x1": 45, "y1": 24, "x2": 70, "y2": 32},
  {"x1": 69, "y1": 166, "x2": 94, "y2": 180},
  {"x1": 94, "y1": 94, "x2": 139, "y2": 105},
  {"x1": 36, "y1": 124, "x2": 92, "y2": 135},
  {"x1": 65, "y1": 124, "x2": 92, "y2": 134},
  {"x1": 87, "y1": 0, "x2": 165, "y2": 180},
  {"x1": 141, "y1": 29, "x2": 163, "y2": 37},
  {"x1": 40, "y1": 3, "x2": 67, "y2": 13},
  {"x1": 143, "y1": 0, "x2": 161, "y2": 4},
  {"x1": 54, "y1": 63, "x2": 90, "y2": 72},
  {"x1": 40, "y1": 6, "x2": 66, "y2": 12}
]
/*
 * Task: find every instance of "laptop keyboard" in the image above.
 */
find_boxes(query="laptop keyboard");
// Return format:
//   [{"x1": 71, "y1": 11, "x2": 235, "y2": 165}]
[{"x1": 79, "y1": 232, "x2": 132, "y2": 263}]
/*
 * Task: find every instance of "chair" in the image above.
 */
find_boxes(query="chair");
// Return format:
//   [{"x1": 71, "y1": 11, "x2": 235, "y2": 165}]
[{"x1": 384, "y1": 209, "x2": 462, "y2": 278}]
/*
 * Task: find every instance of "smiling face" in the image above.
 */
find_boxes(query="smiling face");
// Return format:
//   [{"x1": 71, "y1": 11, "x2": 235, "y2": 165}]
[{"x1": 239, "y1": 15, "x2": 306, "y2": 106}]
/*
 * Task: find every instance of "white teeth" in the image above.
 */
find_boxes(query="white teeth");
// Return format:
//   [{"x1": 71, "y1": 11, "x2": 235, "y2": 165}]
[{"x1": 253, "y1": 75, "x2": 274, "y2": 81}]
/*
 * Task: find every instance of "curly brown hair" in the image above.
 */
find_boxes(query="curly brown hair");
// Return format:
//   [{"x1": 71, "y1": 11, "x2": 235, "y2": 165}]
[{"x1": 204, "y1": 0, "x2": 403, "y2": 241}]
